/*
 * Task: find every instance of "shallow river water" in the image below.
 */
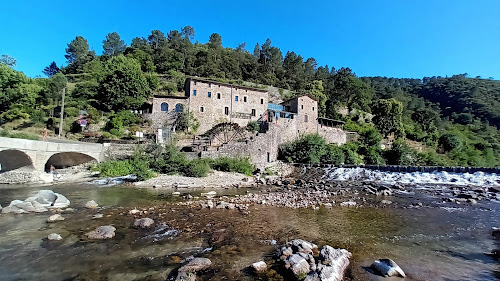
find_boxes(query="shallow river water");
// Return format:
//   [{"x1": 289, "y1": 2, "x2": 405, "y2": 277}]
[{"x1": 0, "y1": 182, "x2": 498, "y2": 281}]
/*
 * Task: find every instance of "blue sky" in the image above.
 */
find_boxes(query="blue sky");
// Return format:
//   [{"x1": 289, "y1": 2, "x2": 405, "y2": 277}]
[{"x1": 1, "y1": 0, "x2": 499, "y2": 79}]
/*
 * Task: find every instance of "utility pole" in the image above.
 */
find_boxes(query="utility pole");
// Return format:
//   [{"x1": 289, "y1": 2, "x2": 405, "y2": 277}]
[{"x1": 58, "y1": 87, "x2": 66, "y2": 138}]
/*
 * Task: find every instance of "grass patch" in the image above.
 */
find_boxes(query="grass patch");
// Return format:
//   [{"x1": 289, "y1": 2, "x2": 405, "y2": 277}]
[
  {"x1": 209, "y1": 157, "x2": 254, "y2": 176},
  {"x1": 0, "y1": 129, "x2": 40, "y2": 140}
]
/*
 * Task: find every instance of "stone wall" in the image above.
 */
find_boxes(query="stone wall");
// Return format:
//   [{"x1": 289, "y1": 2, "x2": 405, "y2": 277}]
[
  {"x1": 317, "y1": 126, "x2": 347, "y2": 145},
  {"x1": 146, "y1": 97, "x2": 187, "y2": 129},
  {"x1": 281, "y1": 95, "x2": 318, "y2": 135}
]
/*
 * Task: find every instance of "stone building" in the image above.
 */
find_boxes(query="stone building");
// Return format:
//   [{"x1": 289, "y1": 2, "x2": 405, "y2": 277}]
[
  {"x1": 145, "y1": 77, "x2": 347, "y2": 169},
  {"x1": 146, "y1": 78, "x2": 268, "y2": 135}
]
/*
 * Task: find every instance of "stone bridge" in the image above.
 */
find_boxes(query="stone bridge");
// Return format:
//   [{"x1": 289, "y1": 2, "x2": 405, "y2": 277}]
[{"x1": 0, "y1": 137, "x2": 106, "y2": 173}]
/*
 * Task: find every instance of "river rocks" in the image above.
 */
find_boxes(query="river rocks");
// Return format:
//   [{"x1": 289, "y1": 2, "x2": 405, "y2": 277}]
[
  {"x1": 85, "y1": 200, "x2": 99, "y2": 209},
  {"x1": 134, "y1": 218, "x2": 155, "y2": 229},
  {"x1": 340, "y1": 201, "x2": 356, "y2": 207},
  {"x1": 278, "y1": 240, "x2": 351, "y2": 281},
  {"x1": 129, "y1": 209, "x2": 141, "y2": 215},
  {"x1": 370, "y1": 259, "x2": 406, "y2": 277},
  {"x1": 252, "y1": 261, "x2": 267, "y2": 273},
  {"x1": 92, "y1": 214, "x2": 104, "y2": 219},
  {"x1": 47, "y1": 214, "x2": 65, "y2": 222},
  {"x1": 175, "y1": 258, "x2": 212, "y2": 281},
  {"x1": 86, "y1": 225, "x2": 116, "y2": 240},
  {"x1": 2, "y1": 190, "x2": 70, "y2": 214},
  {"x1": 48, "y1": 233, "x2": 63, "y2": 241}
]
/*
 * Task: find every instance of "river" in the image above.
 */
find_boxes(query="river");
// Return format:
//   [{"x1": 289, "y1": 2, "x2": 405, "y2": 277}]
[{"x1": 0, "y1": 181, "x2": 498, "y2": 281}]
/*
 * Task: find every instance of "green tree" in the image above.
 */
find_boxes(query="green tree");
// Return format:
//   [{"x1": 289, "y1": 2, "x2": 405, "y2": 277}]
[
  {"x1": 330, "y1": 68, "x2": 373, "y2": 111},
  {"x1": 307, "y1": 80, "x2": 327, "y2": 116},
  {"x1": 372, "y1": 98, "x2": 404, "y2": 137},
  {"x1": 208, "y1": 33, "x2": 222, "y2": 48},
  {"x1": 95, "y1": 55, "x2": 154, "y2": 111},
  {"x1": 0, "y1": 54, "x2": 16, "y2": 66},
  {"x1": 43, "y1": 61, "x2": 60, "y2": 77},
  {"x1": 180, "y1": 26, "x2": 195, "y2": 41},
  {"x1": 148, "y1": 30, "x2": 166, "y2": 49},
  {"x1": 103, "y1": 32, "x2": 126, "y2": 56},
  {"x1": 64, "y1": 36, "x2": 95, "y2": 73}
]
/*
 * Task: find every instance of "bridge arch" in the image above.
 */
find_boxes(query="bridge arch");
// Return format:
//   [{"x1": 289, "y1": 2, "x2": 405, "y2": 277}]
[
  {"x1": 44, "y1": 152, "x2": 98, "y2": 172},
  {"x1": 0, "y1": 149, "x2": 35, "y2": 172}
]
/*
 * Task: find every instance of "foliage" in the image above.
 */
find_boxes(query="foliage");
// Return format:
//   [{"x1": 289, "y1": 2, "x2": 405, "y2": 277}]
[
  {"x1": 102, "y1": 32, "x2": 126, "y2": 56},
  {"x1": 372, "y1": 98, "x2": 404, "y2": 138},
  {"x1": 0, "y1": 54, "x2": 16, "y2": 66},
  {"x1": 43, "y1": 61, "x2": 60, "y2": 77},
  {"x1": 209, "y1": 157, "x2": 254, "y2": 176},
  {"x1": 385, "y1": 139, "x2": 420, "y2": 165},
  {"x1": 438, "y1": 133, "x2": 462, "y2": 152},
  {"x1": 341, "y1": 142, "x2": 363, "y2": 164},
  {"x1": 0, "y1": 129, "x2": 40, "y2": 140},
  {"x1": 183, "y1": 159, "x2": 211, "y2": 177},
  {"x1": 246, "y1": 121, "x2": 260, "y2": 132},
  {"x1": 321, "y1": 145, "x2": 345, "y2": 165},
  {"x1": 279, "y1": 134, "x2": 329, "y2": 164}
]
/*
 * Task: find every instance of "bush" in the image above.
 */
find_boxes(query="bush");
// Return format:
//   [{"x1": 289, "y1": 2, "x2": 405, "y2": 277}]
[
  {"x1": 246, "y1": 121, "x2": 260, "y2": 132},
  {"x1": 342, "y1": 143, "x2": 363, "y2": 164},
  {"x1": 385, "y1": 139, "x2": 420, "y2": 165},
  {"x1": 438, "y1": 133, "x2": 463, "y2": 152},
  {"x1": 0, "y1": 129, "x2": 40, "y2": 140},
  {"x1": 92, "y1": 160, "x2": 133, "y2": 177},
  {"x1": 183, "y1": 159, "x2": 211, "y2": 177},
  {"x1": 65, "y1": 107, "x2": 79, "y2": 117},
  {"x1": 279, "y1": 134, "x2": 328, "y2": 164},
  {"x1": 321, "y1": 145, "x2": 345, "y2": 165},
  {"x1": 210, "y1": 157, "x2": 254, "y2": 176}
]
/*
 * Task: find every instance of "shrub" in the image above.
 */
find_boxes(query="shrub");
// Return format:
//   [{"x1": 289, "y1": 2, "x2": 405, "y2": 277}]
[
  {"x1": 30, "y1": 110, "x2": 46, "y2": 124},
  {"x1": 246, "y1": 121, "x2": 260, "y2": 132},
  {"x1": 385, "y1": 139, "x2": 420, "y2": 165},
  {"x1": 210, "y1": 157, "x2": 254, "y2": 176},
  {"x1": 438, "y1": 133, "x2": 462, "y2": 152},
  {"x1": 92, "y1": 160, "x2": 133, "y2": 177},
  {"x1": 65, "y1": 107, "x2": 79, "y2": 117},
  {"x1": 342, "y1": 143, "x2": 363, "y2": 164},
  {"x1": 183, "y1": 159, "x2": 210, "y2": 177},
  {"x1": 279, "y1": 134, "x2": 328, "y2": 164},
  {"x1": 321, "y1": 145, "x2": 345, "y2": 165}
]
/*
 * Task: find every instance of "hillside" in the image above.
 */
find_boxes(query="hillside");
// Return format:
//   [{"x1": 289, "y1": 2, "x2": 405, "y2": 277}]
[{"x1": 1, "y1": 27, "x2": 500, "y2": 167}]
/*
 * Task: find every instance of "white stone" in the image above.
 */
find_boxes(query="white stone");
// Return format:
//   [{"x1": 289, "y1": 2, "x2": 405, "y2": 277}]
[
  {"x1": 252, "y1": 261, "x2": 267, "y2": 273},
  {"x1": 86, "y1": 225, "x2": 116, "y2": 240},
  {"x1": 129, "y1": 209, "x2": 141, "y2": 215},
  {"x1": 48, "y1": 233, "x2": 63, "y2": 241},
  {"x1": 47, "y1": 214, "x2": 65, "y2": 223},
  {"x1": 134, "y1": 218, "x2": 155, "y2": 229},
  {"x1": 85, "y1": 200, "x2": 99, "y2": 209},
  {"x1": 370, "y1": 259, "x2": 406, "y2": 277}
]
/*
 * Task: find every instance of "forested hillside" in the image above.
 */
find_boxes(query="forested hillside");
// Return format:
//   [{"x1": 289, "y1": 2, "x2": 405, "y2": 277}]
[{"x1": 1, "y1": 26, "x2": 500, "y2": 167}]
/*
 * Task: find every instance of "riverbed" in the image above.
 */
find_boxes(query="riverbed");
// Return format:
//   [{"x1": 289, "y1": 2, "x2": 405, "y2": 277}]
[{"x1": 0, "y1": 182, "x2": 498, "y2": 281}]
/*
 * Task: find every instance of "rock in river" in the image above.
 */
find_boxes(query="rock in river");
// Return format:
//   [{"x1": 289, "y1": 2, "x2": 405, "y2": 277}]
[
  {"x1": 86, "y1": 225, "x2": 116, "y2": 240},
  {"x1": 134, "y1": 218, "x2": 155, "y2": 229},
  {"x1": 2, "y1": 190, "x2": 70, "y2": 214},
  {"x1": 48, "y1": 233, "x2": 63, "y2": 241},
  {"x1": 85, "y1": 200, "x2": 99, "y2": 209},
  {"x1": 370, "y1": 258, "x2": 406, "y2": 277},
  {"x1": 252, "y1": 261, "x2": 267, "y2": 273},
  {"x1": 176, "y1": 258, "x2": 212, "y2": 281},
  {"x1": 47, "y1": 214, "x2": 65, "y2": 223}
]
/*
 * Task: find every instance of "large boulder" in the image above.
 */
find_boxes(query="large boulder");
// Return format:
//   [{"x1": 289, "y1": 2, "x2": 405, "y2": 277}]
[
  {"x1": 134, "y1": 218, "x2": 155, "y2": 229},
  {"x1": 86, "y1": 225, "x2": 116, "y2": 240},
  {"x1": 278, "y1": 240, "x2": 351, "y2": 281},
  {"x1": 178, "y1": 258, "x2": 212, "y2": 272},
  {"x1": 252, "y1": 261, "x2": 267, "y2": 273},
  {"x1": 370, "y1": 259, "x2": 406, "y2": 277},
  {"x1": 26, "y1": 190, "x2": 70, "y2": 209}
]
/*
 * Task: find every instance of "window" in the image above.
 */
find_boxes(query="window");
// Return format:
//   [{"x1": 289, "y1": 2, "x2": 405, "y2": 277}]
[
  {"x1": 160, "y1": 103, "x2": 168, "y2": 112},
  {"x1": 193, "y1": 90, "x2": 197, "y2": 96},
  {"x1": 267, "y1": 152, "x2": 270, "y2": 163},
  {"x1": 301, "y1": 104, "x2": 304, "y2": 109},
  {"x1": 251, "y1": 109, "x2": 256, "y2": 116},
  {"x1": 194, "y1": 81, "x2": 197, "y2": 85},
  {"x1": 243, "y1": 96, "x2": 247, "y2": 102},
  {"x1": 312, "y1": 107, "x2": 315, "y2": 111},
  {"x1": 208, "y1": 92, "x2": 211, "y2": 98},
  {"x1": 200, "y1": 106, "x2": 204, "y2": 112},
  {"x1": 235, "y1": 96, "x2": 239, "y2": 101},
  {"x1": 224, "y1": 107, "x2": 229, "y2": 115},
  {"x1": 217, "y1": 93, "x2": 221, "y2": 99},
  {"x1": 261, "y1": 98, "x2": 264, "y2": 104},
  {"x1": 305, "y1": 115, "x2": 308, "y2": 122},
  {"x1": 209, "y1": 83, "x2": 211, "y2": 88},
  {"x1": 175, "y1": 104, "x2": 183, "y2": 112}
]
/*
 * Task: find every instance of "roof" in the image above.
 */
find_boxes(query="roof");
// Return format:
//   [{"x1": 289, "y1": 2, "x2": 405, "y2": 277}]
[
  {"x1": 281, "y1": 94, "x2": 318, "y2": 104},
  {"x1": 317, "y1": 117, "x2": 345, "y2": 124},
  {"x1": 186, "y1": 77, "x2": 268, "y2": 93},
  {"x1": 152, "y1": 95, "x2": 188, "y2": 99}
]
